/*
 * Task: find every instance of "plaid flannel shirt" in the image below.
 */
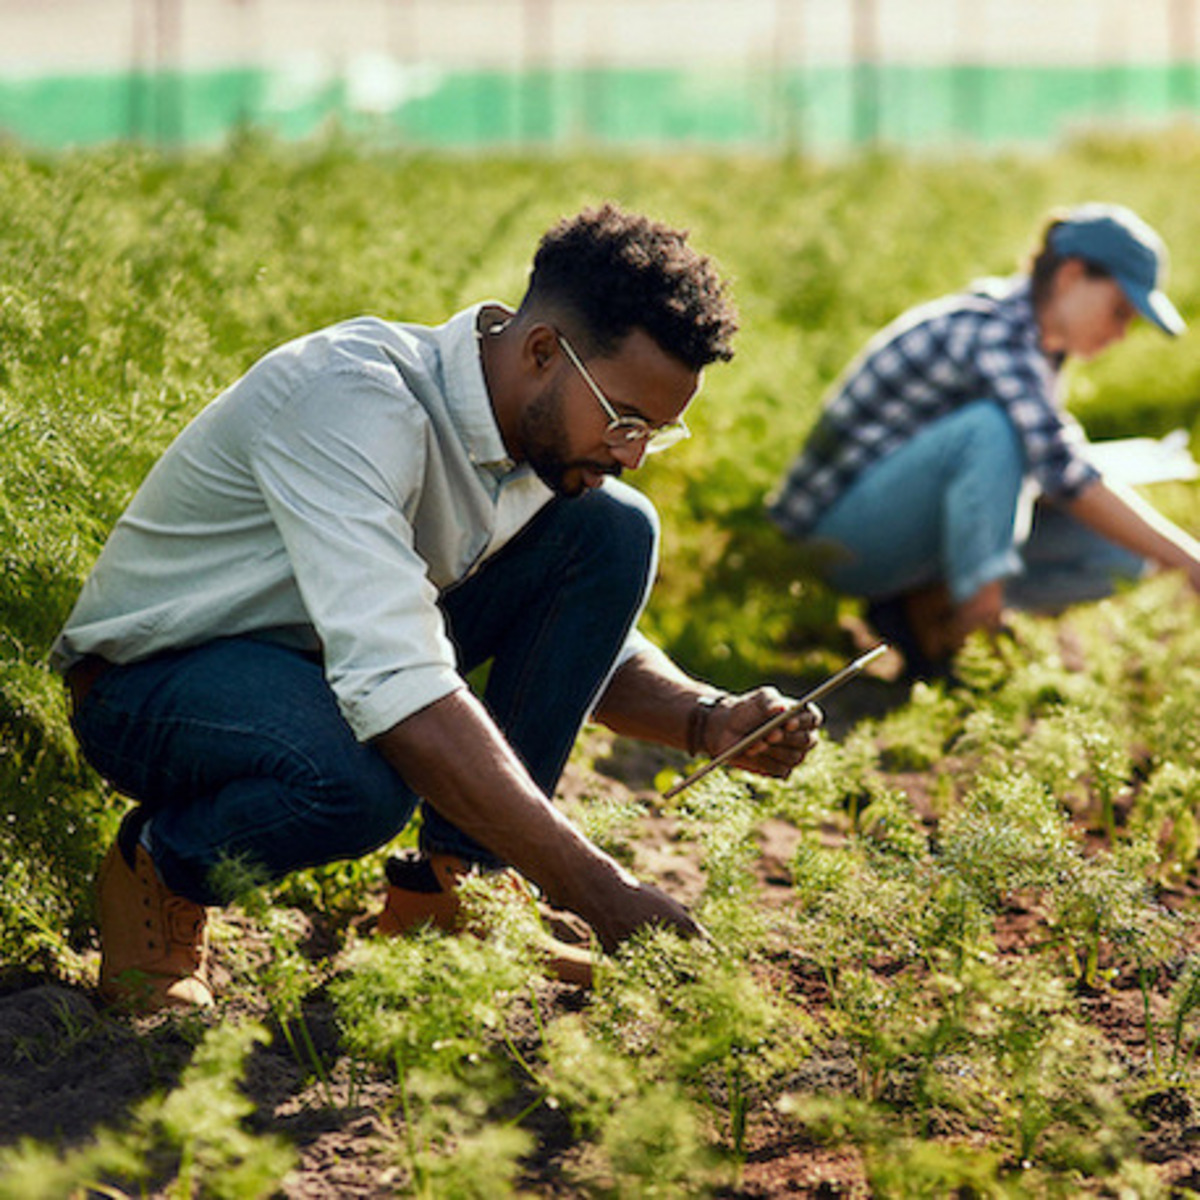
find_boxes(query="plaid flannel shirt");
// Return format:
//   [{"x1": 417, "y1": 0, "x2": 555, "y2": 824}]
[{"x1": 769, "y1": 275, "x2": 1100, "y2": 539}]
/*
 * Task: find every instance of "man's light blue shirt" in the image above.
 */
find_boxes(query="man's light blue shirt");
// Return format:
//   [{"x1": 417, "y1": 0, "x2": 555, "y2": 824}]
[{"x1": 52, "y1": 305, "x2": 562, "y2": 741}]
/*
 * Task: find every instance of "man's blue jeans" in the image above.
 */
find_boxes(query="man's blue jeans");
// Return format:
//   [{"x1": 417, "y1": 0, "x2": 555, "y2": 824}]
[
  {"x1": 70, "y1": 481, "x2": 659, "y2": 906},
  {"x1": 809, "y1": 401, "x2": 1146, "y2": 610}
]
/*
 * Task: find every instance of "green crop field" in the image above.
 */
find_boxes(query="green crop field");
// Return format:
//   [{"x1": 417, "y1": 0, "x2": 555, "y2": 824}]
[{"x1": 2, "y1": 130, "x2": 1200, "y2": 1197}]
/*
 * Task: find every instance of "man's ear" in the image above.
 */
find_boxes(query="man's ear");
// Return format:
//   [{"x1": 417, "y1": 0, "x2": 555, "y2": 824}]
[{"x1": 524, "y1": 324, "x2": 559, "y2": 373}]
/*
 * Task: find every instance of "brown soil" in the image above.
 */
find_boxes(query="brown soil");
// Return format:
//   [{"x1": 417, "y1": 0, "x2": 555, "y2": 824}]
[{"x1": 4, "y1": 704, "x2": 1200, "y2": 1198}]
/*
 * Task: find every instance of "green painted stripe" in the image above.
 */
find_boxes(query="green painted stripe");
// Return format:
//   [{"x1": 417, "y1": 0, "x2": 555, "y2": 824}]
[{"x1": 0, "y1": 63, "x2": 1196, "y2": 150}]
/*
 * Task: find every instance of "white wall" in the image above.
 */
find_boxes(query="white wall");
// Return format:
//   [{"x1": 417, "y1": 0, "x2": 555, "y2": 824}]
[{"x1": 2, "y1": 0, "x2": 1195, "y2": 75}]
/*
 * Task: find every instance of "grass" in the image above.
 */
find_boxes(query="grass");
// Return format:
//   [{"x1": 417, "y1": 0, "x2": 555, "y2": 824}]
[{"x1": 1, "y1": 129, "x2": 1199, "y2": 1196}]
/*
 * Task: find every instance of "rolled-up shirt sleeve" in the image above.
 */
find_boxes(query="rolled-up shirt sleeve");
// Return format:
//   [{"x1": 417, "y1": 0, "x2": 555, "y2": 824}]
[{"x1": 250, "y1": 368, "x2": 465, "y2": 741}]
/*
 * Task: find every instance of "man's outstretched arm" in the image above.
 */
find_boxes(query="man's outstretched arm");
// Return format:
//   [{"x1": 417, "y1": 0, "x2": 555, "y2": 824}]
[{"x1": 373, "y1": 688, "x2": 704, "y2": 951}]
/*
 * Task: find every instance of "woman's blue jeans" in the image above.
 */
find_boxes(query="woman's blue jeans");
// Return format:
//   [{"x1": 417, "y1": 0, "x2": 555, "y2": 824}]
[
  {"x1": 809, "y1": 401, "x2": 1146, "y2": 609},
  {"x1": 70, "y1": 481, "x2": 659, "y2": 905}
]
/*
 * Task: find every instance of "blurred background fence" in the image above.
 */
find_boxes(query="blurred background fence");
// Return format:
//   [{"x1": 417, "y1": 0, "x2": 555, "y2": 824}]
[{"x1": 2, "y1": 0, "x2": 1199, "y2": 152}]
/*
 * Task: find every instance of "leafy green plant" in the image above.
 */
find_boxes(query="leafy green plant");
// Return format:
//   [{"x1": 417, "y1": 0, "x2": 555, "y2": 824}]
[
  {"x1": 570, "y1": 928, "x2": 812, "y2": 1179},
  {"x1": 0, "y1": 1021, "x2": 294, "y2": 1200},
  {"x1": 1165, "y1": 955, "x2": 1200, "y2": 1080},
  {"x1": 1127, "y1": 762, "x2": 1200, "y2": 885},
  {"x1": 938, "y1": 770, "x2": 1078, "y2": 914},
  {"x1": 788, "y1": 838, "x2": 933, "y2": 984},
  {"x1": 1069, "y1": 709, "x2": 1134, "y2": 841},
  {"x1": 568, "y1": 786, "x2": 650, "y2": 867},
  {"x1": 1147, "y1": 666, "x2": 1200, "y2": 766},
  {"x1": 673, "y1": 775, "x2": 760, "y2": 905},
  {"x1": 1043, "y1": 840, "x2": 1180, "y2": 992},
  {"x1": 330, "y1": 895, "x2": 545, "y2": 1197},
  {"x1": 865, "y1": 681, "x2": 964, "y2": 773},
  {"x1": 210, "y1": 857, "x2": 338, "y2": 1108},
  {"x1": 769, "y1": 723, "x2": 883, "y2": 832},
  {"x1": 981, "y1": 973, "x2": 1136, "y2": 1175}
]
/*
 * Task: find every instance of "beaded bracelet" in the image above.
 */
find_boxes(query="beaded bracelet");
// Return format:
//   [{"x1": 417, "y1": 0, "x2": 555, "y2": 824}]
[{"x1": 687, "y1": 692, "x2": 729, "y2": 758}]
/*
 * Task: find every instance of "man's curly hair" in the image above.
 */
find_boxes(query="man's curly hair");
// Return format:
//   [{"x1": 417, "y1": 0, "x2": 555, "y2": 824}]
[{"x1": 520, "y1": 203, "x2": 738, "y2": 370}]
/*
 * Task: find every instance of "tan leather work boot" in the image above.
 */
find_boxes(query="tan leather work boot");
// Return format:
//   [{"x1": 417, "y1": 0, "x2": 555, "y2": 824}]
[
  {"x1": 97, "y1": 841, "x2": 214, "y2": 1012},
  {"x1": 378, "y1": 851, "x2": 594, "y2": 988}
]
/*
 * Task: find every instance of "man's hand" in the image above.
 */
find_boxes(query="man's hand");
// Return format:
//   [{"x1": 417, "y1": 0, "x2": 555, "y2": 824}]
[
  {"x1": 577, "y1": 869, "x2": 708, "y2": 953},
  {"x1": 703, "y1": 687, "x2": 822, "y2": 778},
  {"x1": 595, "y1": 647, "x2": 824, "y2": 781},
  {"x1": 377, "y1": 689, "x2": 705, "y2": 954}
]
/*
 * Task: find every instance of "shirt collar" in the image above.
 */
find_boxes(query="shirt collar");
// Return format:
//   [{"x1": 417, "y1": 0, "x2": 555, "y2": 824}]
[
  {"x1": 969, "y1": 274, "x2": 1057, "y2": 361},
  {"x1": 440, "y1": 303, "x2": 518, "y2": 473}
]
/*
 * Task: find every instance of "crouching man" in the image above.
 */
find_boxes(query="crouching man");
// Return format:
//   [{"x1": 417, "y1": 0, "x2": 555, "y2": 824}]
[{"x1": 52, "y1": 203, "x2": 819, "y2": 1012}]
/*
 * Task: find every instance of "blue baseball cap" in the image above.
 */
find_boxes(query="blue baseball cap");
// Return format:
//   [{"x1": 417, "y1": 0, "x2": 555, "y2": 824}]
[{"x1": 1050, "y1": 203, "x2": 1185, "y2": 337}]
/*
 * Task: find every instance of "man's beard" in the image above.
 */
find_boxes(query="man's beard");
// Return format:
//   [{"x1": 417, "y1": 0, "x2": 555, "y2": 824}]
[{"x1": 518, "y1": 379, "x2": 617, "y2": 498}]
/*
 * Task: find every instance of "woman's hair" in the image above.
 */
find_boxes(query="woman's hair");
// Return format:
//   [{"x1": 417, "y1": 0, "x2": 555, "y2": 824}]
[
  {"x1": 520, "y1": 203, "x2": 738, "y2": 369},
  {"x1": 1028, "y1": 214, "x2": 1112, "y2": 310}
]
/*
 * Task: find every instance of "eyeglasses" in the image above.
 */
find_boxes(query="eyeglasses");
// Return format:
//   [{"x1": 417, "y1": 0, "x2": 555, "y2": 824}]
[{"x1": 557, "y1": 335, "x2": 690, "y2": 455}]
